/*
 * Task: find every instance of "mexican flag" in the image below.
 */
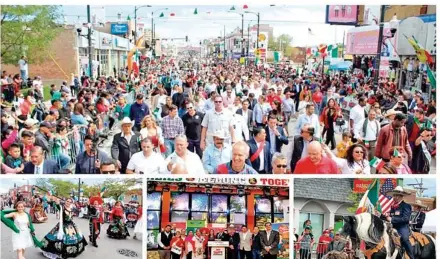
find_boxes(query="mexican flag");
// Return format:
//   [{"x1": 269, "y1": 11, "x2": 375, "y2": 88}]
[
  {"x1": 99, "y1": 187, "x2": 107, "y2": 197},
  {"x1": 356, "y1": 179, "x2": 382, "y2": 214},
  {"x1": 370, "y1": 157, "x2": 385, "y2": 171}
]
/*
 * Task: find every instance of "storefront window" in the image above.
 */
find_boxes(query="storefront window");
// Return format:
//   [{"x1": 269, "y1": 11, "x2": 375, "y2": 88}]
[
  {"x1": 147, "y1": 192, "x2": 161, "y2": 249},
  {"x1": 100, "y1": 49, "x2": 109, "y2": 76},
  {"x1": 171, "y1": 211, "x2": 189, "y2": 222},
  {"x1": 191, "y1": 212, "x2": 208, "y2": 221},
  {"x1": 171, "y1": 193, "x2": 189, "y2": 210},
  {"x1": 192, "y1": 194, "x2": 209, "y2": 211},
  {"x1": 255, "y1": 196, "x2": 287, "y2": 229},
  {"x1": 299, "y1": 212, "x2": 324, "y2": 238},
  {"x1": 212, "y1": 195, "x2": 228, "y2": 212}
]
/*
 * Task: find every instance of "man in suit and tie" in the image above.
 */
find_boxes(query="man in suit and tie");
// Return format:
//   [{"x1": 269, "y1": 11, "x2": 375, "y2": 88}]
[
  {"x1": 265, "y1": 116, "x2": 288, "y2": 154},
  {"x1": 290, "y1": 124, "x2": 319, "y2": 172},
  {"x1": 260, "y1": 222, "x2": 280, "y2": 259},
  {"x1": 236, "y1": 99, "x2": 253, "y2": 134},
  {"x1": 239, "y1": 226, "x2": 252, "y2": 259},
  {"x1": 111, "y1": 117, "x2": 141, "y2": 174},
  {"x1": 23, "y1": 146, "x2": 59, "y2": 174},
  {"x1": 247, "y1": 93, "x2": 257, "y2": 111},
  {"x1": 247, "y1": 127, "x2": 271, "y2": 174}
]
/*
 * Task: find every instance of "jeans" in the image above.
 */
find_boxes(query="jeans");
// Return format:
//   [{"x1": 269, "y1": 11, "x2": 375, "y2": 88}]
[
  {"x1": 164, "y1": 138, "x2": 175, "y2": 158},
  {"x1": 187, "y1": 139, "x2": 202, "y2": 158},
  {"x1": 20, "y1": 70, "x2": 27, "y2": 80},
  {"x1": 252, "y1": 249, "x2": 261, "y2": 259},
  {"x1": 56, "y1": 153, "x2": 71, "y2": 169}
]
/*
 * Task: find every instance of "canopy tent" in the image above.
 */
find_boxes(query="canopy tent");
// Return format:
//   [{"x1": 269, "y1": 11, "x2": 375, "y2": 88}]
[{"x1": 421, "y1": 209, "x2": 436, "y2": 233}]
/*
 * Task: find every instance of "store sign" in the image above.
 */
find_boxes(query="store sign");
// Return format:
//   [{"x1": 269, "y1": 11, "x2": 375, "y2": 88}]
[
  {"x1": 346, "y1": 26, "x2": 398, "y2": 56},
  {"x1": 148, "y1": 178, "x2": 289, "y2": 187},
  {"x1": 111, "y1": 23, "x2": 128, "y2": 34},
  {"x1": 101, "y1": 36, "x2": 112, "y2": 47},
  {"x1": 353, "y1": 179, "x2": 398, "y2": 193},
  {"x1": 326, "y1": 5, "x2": 359, "y2": 25}
]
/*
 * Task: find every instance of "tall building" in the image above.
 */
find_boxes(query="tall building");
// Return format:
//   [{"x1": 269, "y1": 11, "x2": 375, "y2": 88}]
[{"x1": 384, "y1": 5, "x2": 436, "y2": 21}]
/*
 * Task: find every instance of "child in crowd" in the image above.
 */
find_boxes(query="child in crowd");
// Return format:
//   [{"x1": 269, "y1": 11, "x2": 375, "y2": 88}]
[
  {"x1": 4, "y1": 143, "x2": 25, "y2": 173},
  {"x1": 336, "y1": 131, "x2": 353, "y2": 158}
]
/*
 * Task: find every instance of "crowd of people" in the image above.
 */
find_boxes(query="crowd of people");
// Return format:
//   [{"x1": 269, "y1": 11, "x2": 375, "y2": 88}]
[
  {"x1": 156, "y1": 222, "x2": 280, "y2": 259},
  {"x1": 1, "y1": 190, "x2": 143, "y2": 259},
  {"x1": 0, "y1": 55, "x2": 436, "y2": 174}
]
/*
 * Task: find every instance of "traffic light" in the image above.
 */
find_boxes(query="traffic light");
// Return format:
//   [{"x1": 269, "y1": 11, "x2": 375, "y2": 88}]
[{"x1": 185, "y1": 35, "x2": 188, "y2": 42}]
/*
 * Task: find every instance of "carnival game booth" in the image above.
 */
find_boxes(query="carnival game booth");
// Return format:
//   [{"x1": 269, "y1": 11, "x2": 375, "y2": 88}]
[{"x1": 146, "y1": 177, "x2": 290, "y2": 259}]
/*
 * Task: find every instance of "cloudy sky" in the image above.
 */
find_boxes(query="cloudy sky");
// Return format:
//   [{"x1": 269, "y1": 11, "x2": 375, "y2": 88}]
[{"x1": 62, "y1": 5, "x2": 381, "y2": 47}]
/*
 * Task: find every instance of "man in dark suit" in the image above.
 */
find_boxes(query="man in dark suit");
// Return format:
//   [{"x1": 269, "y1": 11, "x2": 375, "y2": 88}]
[
  {"x1": 265, "y1": 116, "x2": 288, "y2": 154},
  {"x1": 247, "y1": 93, "x2": 257, "y2": 111},
  {"x1": 23, "y1": 146, "x2": 59, "y2": 174},
  {"x1": 247, "y1": 127, "x2": 271, "y2": 174},
  {"x1": 111, "y1": 117, "x2": 141, "y2": 174},
  {"x1": 236, "y1": 99, "x2": 253, "y2": 133},
  {"x1": 292, "y1": 78, "x2": 302, "y2": 112},
  {"x1": 260, "y1": 222, "x2": 280, "y2": 259},
  {"x1": 381, "y1": 186, "x2": 414, "y2": 259},
  {"x1": 290, "y1": 124, "x2": 319, "y2": 172}
]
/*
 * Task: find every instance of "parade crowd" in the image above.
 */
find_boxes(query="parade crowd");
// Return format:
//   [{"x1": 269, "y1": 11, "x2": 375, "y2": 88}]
[{"x1": 0, "y1": 56, "x2": 436, "y2": 174}]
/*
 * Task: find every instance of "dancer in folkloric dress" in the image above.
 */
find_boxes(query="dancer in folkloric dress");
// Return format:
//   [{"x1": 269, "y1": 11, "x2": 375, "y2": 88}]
[
  {"x1": 40, "y1": 197, "x2": 88, "y2": 259},
  {"x1": 88, "y1": 196, "x2": 104, "y2": 247},
  {"x1": 107, "y1": 201, "x2": 130, "y2": 239},
  {"x1": 1, "y1": 201, "x2": 43, "y2": 259}
]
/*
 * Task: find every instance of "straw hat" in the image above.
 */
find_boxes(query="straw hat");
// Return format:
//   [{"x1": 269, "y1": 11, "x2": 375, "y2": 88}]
[
  {"x1": 383, "y1": 109, "x2": 401, "y2": 118},
  {"x1": 120, "y1": 117, "x2": 134, "y2": 126},
  {"x1": 212, "y1": 129, "x2": 228, "y2": 139},
  {"x1": 386, "y1": 186, "x2": 411, "y2": 196},
  {"x1": 407, "y1": 200, "x2": 428, "y2": 208}
]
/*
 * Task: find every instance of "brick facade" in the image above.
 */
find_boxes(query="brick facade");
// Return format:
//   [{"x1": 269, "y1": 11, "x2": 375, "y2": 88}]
[{"x1": 2, "y1": 29, "x2": 78, "y2": 82}]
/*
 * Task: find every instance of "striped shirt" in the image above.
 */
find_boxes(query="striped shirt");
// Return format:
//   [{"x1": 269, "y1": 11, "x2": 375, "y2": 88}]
[{"x1": 161, "y1": 115, "x2": 184, "y2": 139}]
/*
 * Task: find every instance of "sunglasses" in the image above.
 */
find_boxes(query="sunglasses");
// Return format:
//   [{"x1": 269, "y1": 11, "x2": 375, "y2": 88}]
[
  {"x1": 354, "y1": 150, "x2": 364, "y2": 154},
  {"x1": 102, "y1": 170, "x2": 116, "y2": 174},
  {"x1": 186, "y1": 107, "x2": 194, "y2": 110},
  {"x1": 276, "y1": 164, "x2": 287, "y2": 168},
  {"x1": 215, "y1": 101, "x2": 222, "y2": 103}
]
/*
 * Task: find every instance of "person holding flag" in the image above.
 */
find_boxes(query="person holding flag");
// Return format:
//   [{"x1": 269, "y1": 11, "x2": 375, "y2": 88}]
[
  {"x1": 380, "y1": 186, "x2": 414, "y2": 259},
  {"x1": 378, "y1": 148, "x2": 412, "y2": 174}
]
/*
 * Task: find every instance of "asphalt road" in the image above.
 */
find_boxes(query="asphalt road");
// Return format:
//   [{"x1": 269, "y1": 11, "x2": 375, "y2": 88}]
[{"x1": 0, "y1": 207, "x2": 142, "y2": 259}]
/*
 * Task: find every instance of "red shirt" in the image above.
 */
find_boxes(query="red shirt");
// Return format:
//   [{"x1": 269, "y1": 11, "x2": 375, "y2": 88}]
[
  {"x1": 409, "y1": 119, "x2": 423, "y2": 143},
  {"x1": 96, "y1": 103, "x2": 108, "y2": 113},
  {"x1": 317, "y1": 235, "x2": 333, "y2": 253},
  {"x1": 294, "y1": 156, "x2": 339, "y2": 174},
  {"x1": 267, "y1": 95, "x2": 282, "y2": 105},
  {"x1": 312, "y1": 92, "x2": 323, "y2": 104},
  {"x1": 20, "y1": 100, "x2": 32, "y2": 116}
]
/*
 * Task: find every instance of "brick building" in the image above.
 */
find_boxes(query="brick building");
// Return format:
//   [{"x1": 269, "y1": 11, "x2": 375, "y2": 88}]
[{"x1": 384, "y1": 5, "x2": 436, "y2": 21}]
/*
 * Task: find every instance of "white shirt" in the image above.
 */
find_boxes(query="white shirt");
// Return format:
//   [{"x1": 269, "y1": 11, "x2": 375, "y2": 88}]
[
  {"x1": 163, "y1": 151, "x2": 206, "y2": 175},
  {"x1": 355, "y1": 118, "x2": 380, "y2": 141},
  {"x1": 34, "y1": 160, "x2": 44, "y2": 174},
  {"x1": 334, "y1": 158, "x2": 371, "y2": 174},
  {"x1": 202, "y1": 109, "x2": 233, "y2": 145},
  {"x1": 126, "y1": 151, "x2": 166, "y2": 174},
  {"x1": 241, "y1": 109, "x2": 249, "y2": 124},
  {"x1": 122, "y1": 131, "x2": 135, "y2": 144},
  {"x1": 255, "y1": 139, "x2": 265, "y2": 171},
  {"x1": 231, "y1": 114, "x2": 249, "y2": 141},
  {"x1": 349, "y1": 105, "x2": 365, "y2": 131},
  {"x1": 157, "y1": 231, "x2": 171, "y2": 248},
  {"x1": 266, "y1": 231, "x2": 272, "y2": 240},
  {"x1": 18, "y1": 59, "x2": 28, "y2": 70}
]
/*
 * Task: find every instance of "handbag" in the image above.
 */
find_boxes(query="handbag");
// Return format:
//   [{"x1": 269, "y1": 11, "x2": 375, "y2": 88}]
[
  {"x1": 171, "y1": 245, "x2": 182, "y2": 255},
  {"x1": 335, "y1": 118, "x2": 345, "y2": 126}
]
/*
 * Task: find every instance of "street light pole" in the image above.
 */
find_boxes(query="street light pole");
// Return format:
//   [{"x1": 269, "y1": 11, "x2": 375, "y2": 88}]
[
  {"x1": 373, "y1": 5, "x2": 386, "y2": 88},
  {"x1": 224, "y1": 25, "x2": 226, "y2": 61},
  {"x1": 87, "y1": 5, "x2": 92, "y2": 78},
  {"x1": 256, "y1": 12, "x2": 260, "y2": 59},
  {"x1": 78, "y1": 178, "x2": 81, "y2": 202},
  {"x1": 241, "y1": 14, "x2": 244, "y2": 56}
]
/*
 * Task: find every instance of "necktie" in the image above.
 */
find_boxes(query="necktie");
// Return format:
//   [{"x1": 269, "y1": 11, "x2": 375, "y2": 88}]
[{"x1": 36, "y1": 166, "x2": 40, "y2": 175}]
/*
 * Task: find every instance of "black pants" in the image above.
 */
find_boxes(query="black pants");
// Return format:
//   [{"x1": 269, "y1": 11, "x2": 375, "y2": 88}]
[
  {"x1": 263, "y1": 254, "x2": 276, "y2": 259},
  {"x1": 187, "y1": 139, "x2": 202, "y2": 158},
  {"x1": 322, "y1": 127, "x2": 336, "y2": 150},
  {"x1": 228, "y1": 248, "x2": 239, "y2": 259},
  {"x1": 186, "y1": 251, "x2": 192, "y2": 259},
  {"x1": 89, "y1": 220, "x2": 101, "y2": 244},
  {"x1": 240, "y1": 250, "x2": 252, "y2": 259},
  {"x1": 171, "y1": 252, "x2": 181, "y2": 259}
]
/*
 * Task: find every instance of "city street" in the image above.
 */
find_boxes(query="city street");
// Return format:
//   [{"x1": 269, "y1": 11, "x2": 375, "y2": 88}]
[{"x1": 0, "y1": 207, "x2": 142, "y2": 258}]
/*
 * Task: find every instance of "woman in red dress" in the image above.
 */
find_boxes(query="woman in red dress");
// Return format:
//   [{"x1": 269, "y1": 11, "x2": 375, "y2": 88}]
[
  {"x1": 170, "y1": 230, "x2": 186, "y2": 259},
  {"x1": 106, "y1": 201, "x2": 130, "y2": 239}
]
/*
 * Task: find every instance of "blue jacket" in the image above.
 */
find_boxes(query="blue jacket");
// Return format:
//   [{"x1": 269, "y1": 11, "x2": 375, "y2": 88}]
[
  {"x1": 246, "y1": 138, "x2": 272, "y2": 173},
  {"x1": 23, "y1": 160, "x2": 59, "y2": 174},
  {"x1": 265, "y1": 126, "x2": 289, "y2": 153},
  {"x1": 129, "y1": 102, "x2": 150, "y2": 126},
  {"x1": 388, "y1": 201, "x2": 412, "y2": 230}
]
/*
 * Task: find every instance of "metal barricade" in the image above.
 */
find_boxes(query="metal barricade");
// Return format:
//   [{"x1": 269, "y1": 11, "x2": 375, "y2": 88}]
[{"x1": 293, "y1": 242, "x2": 356, "y2": 259}]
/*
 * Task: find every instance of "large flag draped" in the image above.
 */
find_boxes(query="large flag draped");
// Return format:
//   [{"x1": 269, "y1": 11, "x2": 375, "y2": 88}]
[
  {"x1": 379, "y1": 178, "x2": 395, "y2": 214},
  {"x1": 356, "y1": 178, "x2": 396, "y2": 215}
]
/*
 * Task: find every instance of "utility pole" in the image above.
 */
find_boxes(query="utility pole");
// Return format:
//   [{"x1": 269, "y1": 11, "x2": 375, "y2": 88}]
[
  {"x1": 256, "y1": 12, "x2": 260, "y2": 59},
  {"x1": 224, "y1": 25, "x2": 226, "y2": 61},
  {"x1": 77, "y1": 178, "x2": 81, "y2": 202},
  {"x1": 241, "y1": 14, "x2": 244, "y2": 56},
  {"x1": 373, "y1": 5, "x2": 386, "y2": 88},
  {"x1": 247, "y1": 23, "x2": 250, "y2": 57},
  {"x1": 87, "y1": 5, "x2": 93, "y2": 78}
]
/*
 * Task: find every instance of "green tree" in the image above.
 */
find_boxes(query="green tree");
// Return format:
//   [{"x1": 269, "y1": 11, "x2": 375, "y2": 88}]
[
  {"x1": 102, "y1": 179, "x2": 137, "y2": 200},
  {"x1": 268, "y1": 37, "x2": 277, "y2": 51},
  {"x1": 277, "y1": 34, "x2": 293, "y2": 54},
  {"x1": 1, "y1": 5, "x2": 62, "y2": 64},
  {"x1": 48, "y1": 179, "x2": 77, "y2": 198},
  {"x1": 346, "y1": 191, "x2": 364, "y2": 213},
  {"x1": 35, "y1": 179, "x2": 52, "y2": 193},
  {"x1": 83, "y1": 185, "x2": 101, "y2": 198}
]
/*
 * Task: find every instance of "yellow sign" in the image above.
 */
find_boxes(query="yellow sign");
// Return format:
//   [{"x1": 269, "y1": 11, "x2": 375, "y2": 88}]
[
  {"x1": 255, "y1": 49, "x2": 260, "y2": 55},
  {"x1": 240, "y1": 57, "x2": 245, "y2": 64},
  {"x1": 258, "y1": 33, "x2": 266, "y2": 41}
]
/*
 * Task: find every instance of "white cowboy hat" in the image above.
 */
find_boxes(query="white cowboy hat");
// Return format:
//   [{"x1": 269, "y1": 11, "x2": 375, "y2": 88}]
[
  {"x1": 242, "y1": 76, "x2": 248, "y2": 81},
  {"x1": 383, "y1": 109, "x2": 401, "y2": 118},
  {"x1": 212, "y1": 129, "x2": 228, "y2": 139},
  {"x1": 120, "y1": 117, "x2": 134, "y2": 126},
  {"x1": 24, "y1": 118, "x2": 39, "y2": 127},
  {"x1": 386, "y1": 186, "x2": 411, "y2": 196},
  {"x1": 224, "y1": 79, "x2": 232, "y2": 84},
  {"x1": 407, "y1": 200, "x2": 428, "y2": 208}
]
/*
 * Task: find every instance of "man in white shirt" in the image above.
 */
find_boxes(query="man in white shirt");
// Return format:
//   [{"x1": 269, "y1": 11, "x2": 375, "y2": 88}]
[
  {"x1": 18, "y1": 56, "x2": 28, "y2": 80},
  {"x1": 355, "y1": 109, "x2": 380, "y2": 160},
  {"x1": 229, "y1": 107, "x2": 250, "y2": 142},
  {"x1": 163, "y1": 135, "x2": 205, "y2": 175},
  {"x1": 350, "y1": 96, "x2": 367, "y2": 142},
  {"x1": 126, "y1": 138, "x2": 166, "y2": 174},
  {"x1": 294, "y1": 104, "x2": 321, "y2": 138}
]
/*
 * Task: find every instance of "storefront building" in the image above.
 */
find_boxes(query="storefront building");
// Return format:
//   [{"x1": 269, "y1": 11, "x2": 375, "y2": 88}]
[{"x1": 147, "y1": 178, "x2": 289, "y2": 250}]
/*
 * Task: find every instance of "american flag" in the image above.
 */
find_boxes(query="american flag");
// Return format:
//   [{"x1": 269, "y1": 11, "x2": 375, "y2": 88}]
[{"x1": 379, "y1": 178, "x2": 395, "y2": 213}]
